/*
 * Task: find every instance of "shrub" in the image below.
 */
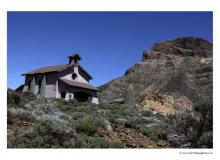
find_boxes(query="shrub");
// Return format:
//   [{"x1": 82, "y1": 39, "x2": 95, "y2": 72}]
[
  {"x1": 125, "y1": 118, "x2": 145, "y2": 129},
  {"x1": 73, "y1": 106, "x2": 95, "y2": 113},
  {"x1": 193, "y1": 103, "x2": 213, "y2": 132},
  {"x1": 79, "y1": 134, "x2": 125, "y2": 148},
  {"x1": 7, "y1": 110, "x2": 14, "y2": 125},
  {"x1": 98, "y1": 102, "x2": 128, "y2": 117},
  {"x1": 196, "y1": 131, "x2": 213, "y2": 148},
  {"x1": 16, "y1": 112, "x2": 35, "y2": 122},
  {"x1": 166, "y1": 111, "x2": 199, "y2": 147},
  {"x1": 10, "y1": 120, "x2": 82, "y2": 148},
  {"x1": 19, "y1": 92, "x2": 36, "y2": 105},
  {"x1": 7, "y1": 91, "x2": 21, "y2": 105},
  {"x1": 141, "y1": 110, "x2": 153, "y2": 117},
  {"x1": 7, "y1": 108, "x2": 35, "y2": 123},
  {"x1": 166, "y1": 103, "x2": 213, "y2": 148},
  {"x1": 110, "y1": 142, "x2": 125, "y2": 148},
  {"x1": 124, "y1": 117, "x2": 156, "y2": 129},
  {"x1": 89, "y1": 137, "x2": 125, "y2": 148},
  {"x1": 7, "y1": 90, "x2": 36, "y2": 107},
  {"x1": 140, "y1": 127, "x2": 167, "y2": 141},
  {"x1": 56, "y1": 99, "x2": 95, "y2": 114},
  {"x1": 89, "y1": 137, "x2": 112, "y2": 148},
  {"x1": 192, "y1": 103, "x2": 213, "y2": 148},
  {"x1": 75, "y1": 119, "x2": 98, "y2": 136}
]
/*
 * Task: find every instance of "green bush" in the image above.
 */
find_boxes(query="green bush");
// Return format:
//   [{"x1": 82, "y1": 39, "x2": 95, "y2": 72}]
[
  {"x1": 193, "y1": 103, "x2": 213, "y2": 132},
  {"x1": 141, "y1": 110, "x2": 153, "y2": 117},
  {"x1": 17, "y1": 112, "x2": 35, "y2": 122},
  {"x1": 125, "y1": 118, "x2": 144, "y2": 129},
  {"x1": 75, "y1": 119, "x2": 98, "y2": 136},
  {"x1": 110, "y1": 142, "x2": 125, "y2": 148},
  {"x1": 7, "y1": 90, "x2": 36, "y2": 107},
  {"x1": 89, "y1": 137, "x2": 125, "y2": 148},
  {"x1": 7, "y1": 91, "x2": 21, "y2": 105},
  {"x1": 98, "y1": 102, "x2": 128, "y2": 117},
  {"x1": 7, "y1": 109, "x2": 35, "y2": 125},
  {"x1": 73, "y1": 106, "x2": 95, "y2": 113},
  {"x1": 10, "y1": 120, "x2": 82, "y2": 148},
  {"x1": 89, "y1": 137, "x2": 112, "y2": 148},
  {"x1": 166, "y1": 103, "x2": 213, "y2": 148},
  {"x1": 196, "y1": 131, "x2": 213, "y2": 148},
  {"x1": 18, "y1": 92, "x2": 36, "y2": 106},
  {"x1": 79, "y1": 134, "x2": 125, "y2": 148},
  {"x1": 56, "y1": 99, "x2": 95, "y2": 114},
  {"x1": 140, "y1": 127, "x2": 166, "y2": 141},
  {"x1": 192, "y1": 103, "x2": 213, "y2": 148}
]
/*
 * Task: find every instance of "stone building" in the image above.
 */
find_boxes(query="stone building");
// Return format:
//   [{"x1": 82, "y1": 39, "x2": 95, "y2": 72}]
[{"x1": 21, "y1": 54, "x2": 99, "y2": 104}]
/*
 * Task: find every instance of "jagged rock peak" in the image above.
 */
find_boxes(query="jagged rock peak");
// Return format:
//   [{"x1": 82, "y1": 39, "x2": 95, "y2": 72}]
[{"x1": 150, "y1": 37, "x2": 212, "y2": 58}]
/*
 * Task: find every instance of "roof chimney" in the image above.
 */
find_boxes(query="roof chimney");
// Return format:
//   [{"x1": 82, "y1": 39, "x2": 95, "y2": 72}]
[{"x1": 67, "y1": 54, "x2": 81, "y2": 65}]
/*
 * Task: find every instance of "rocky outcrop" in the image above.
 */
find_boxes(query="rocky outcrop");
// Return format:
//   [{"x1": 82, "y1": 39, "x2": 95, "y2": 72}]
[
  {"x1": 138, "y1": 91, "x2": 192, "y2": 115},
  {"x1": 99, "y1": 37, "x2": 213, "y2": 104},
  {"x1": 151, "y1": 37, "x2": 212, "y2": 58}
]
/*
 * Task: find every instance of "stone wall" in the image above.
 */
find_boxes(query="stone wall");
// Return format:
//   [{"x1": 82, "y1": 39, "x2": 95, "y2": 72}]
[{"x1": 45, "y1": 84, "x2": 56, "y2": 98}]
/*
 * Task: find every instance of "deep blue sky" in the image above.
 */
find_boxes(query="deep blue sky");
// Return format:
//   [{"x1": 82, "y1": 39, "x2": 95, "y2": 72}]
[{"x1": 8, "y1": 12, "x2": 213, "y2": 89}]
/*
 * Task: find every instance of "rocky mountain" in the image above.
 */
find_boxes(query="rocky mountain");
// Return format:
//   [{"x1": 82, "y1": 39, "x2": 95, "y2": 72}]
[{"x1": 99, "y1": 37, "x2": 213, "y2": 105}]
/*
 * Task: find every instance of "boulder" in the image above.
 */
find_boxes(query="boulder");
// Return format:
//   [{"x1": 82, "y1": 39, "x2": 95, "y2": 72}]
[
  {"x1": 103, "y1": 118, "x2": 113, "y2": 132},
  {"x1": 110, "y1": 98, "x2": 125, "y2": 104}
]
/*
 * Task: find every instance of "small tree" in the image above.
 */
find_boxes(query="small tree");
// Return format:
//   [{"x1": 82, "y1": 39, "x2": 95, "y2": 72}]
[
  {"x1": 166, "y1": 103, "x2": 213, "y2": 148},
  {"x1": 193, "y1": 103, "x2": 213, "y2": 133},
  {"x1": 166, "y1": 111, "x2": 199, "y2": 147}
]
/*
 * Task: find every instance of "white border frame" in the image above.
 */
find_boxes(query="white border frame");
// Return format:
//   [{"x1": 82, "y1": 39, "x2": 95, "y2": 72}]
[{"x1": 0, "y1": 0, "x2": 219, "y2": 160}]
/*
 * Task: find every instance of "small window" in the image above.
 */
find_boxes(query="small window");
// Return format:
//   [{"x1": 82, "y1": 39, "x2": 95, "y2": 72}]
[
  {"x1": 72, "y1": 73, "x2": 77, "y2": 80},
  {"x1": 69, "y1": 94, "x2": 72, "y2": 98}
]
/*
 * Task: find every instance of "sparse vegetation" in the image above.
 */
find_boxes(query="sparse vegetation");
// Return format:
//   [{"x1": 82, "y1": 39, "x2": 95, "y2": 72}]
[
  {"x1": 8, "y1": 120, "x2": 82, "y2": 148},
  {"x1": 79, "y1": 134, "x2": 125, "y2": 148},
  {"x1": 166, "y1": 103, "x2": 213, "y2": 148},
  {"x1": 140, "y1": 127, "x2": 167, "y2": 141},
  {"x1": 75, "y1": 119, "x2": 99, "y2": 136},
  {"x1": 7, "y1": 89, "x2": 212, "y2": 148},
  {"x1": 55, "y1": 99, "x2": 96, "y2": 114},
  {"x1": 7, "y1": 89, "x2": 36, "y2": 107}
]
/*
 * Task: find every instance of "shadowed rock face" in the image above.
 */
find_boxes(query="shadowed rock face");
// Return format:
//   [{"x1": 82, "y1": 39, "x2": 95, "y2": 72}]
[
  {"x1": 152, "y1": 37, "x2": 212, "y2": 58},
  {"x1": 99, "y1": 37, "x2": 213, "y2": 104}
]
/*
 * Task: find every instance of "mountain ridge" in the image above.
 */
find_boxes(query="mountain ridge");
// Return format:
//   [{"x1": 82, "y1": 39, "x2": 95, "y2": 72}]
[{"x1": 99, "y1": 37, "x2": 213, "y2": 104}]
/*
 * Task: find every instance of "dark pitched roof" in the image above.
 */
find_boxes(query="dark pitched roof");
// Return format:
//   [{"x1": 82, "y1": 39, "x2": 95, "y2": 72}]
[
  {"x1": 22, "y1": 64, "x2": 93, "y2": 79},
  {"x1": 59, "y1": 78, "x2": 99, "y2": 91},
  {"x1": 22, "y1": 64, "x2": 74, "y2": 75}
]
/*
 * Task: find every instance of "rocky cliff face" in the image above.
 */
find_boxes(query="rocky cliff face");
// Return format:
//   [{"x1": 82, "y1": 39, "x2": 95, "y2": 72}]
[{"x1": 99, "y1": 37, "x2": 213, "y2": 104}]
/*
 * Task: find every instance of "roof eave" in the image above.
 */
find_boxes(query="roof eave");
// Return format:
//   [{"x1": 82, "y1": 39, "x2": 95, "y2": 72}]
[
  {"x1": 59, "y1": 79, "x2": 99, "y2": 91},
  {"x1": 22, "y1": 71, "x2": 59, "y2": 76},
  {"x1": 78, "y1": 65, "x2": 93, "y2": 80}
]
